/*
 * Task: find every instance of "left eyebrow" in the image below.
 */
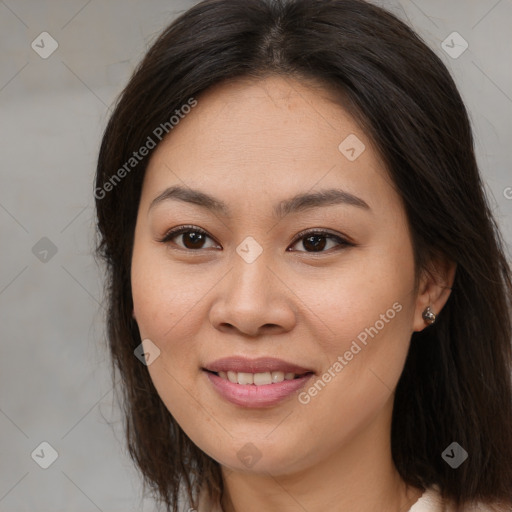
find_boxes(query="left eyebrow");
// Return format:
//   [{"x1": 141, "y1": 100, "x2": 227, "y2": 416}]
[
  {"x1": 274, "y1": 188, "x2": 370, "y2": 218},
  {"x1": 148, "y1": 185, "x2": 370, "y2": 218}
]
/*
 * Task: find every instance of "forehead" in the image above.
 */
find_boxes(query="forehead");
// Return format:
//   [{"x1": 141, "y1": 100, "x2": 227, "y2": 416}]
[
  {"x1": 162, "y1": 76, "x2": 365, "y2": 161},
  {"x1": 141, "y1": 75, "x2": 399, "y2": 217}
]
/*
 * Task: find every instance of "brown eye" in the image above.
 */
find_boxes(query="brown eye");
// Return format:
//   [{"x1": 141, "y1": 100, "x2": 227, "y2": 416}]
[
  {"x1": 160, "y1": 226, "x2": 220, "y2": 250},
  {"x1": 181, "y1": 231, "x2": 207, "y2": 249},
  {"x1": 288, "y1": 230, "x2": 351, "y2": 253},
  {"x1": 302, "y1": 234, "x2": 328, "y2": 252}
]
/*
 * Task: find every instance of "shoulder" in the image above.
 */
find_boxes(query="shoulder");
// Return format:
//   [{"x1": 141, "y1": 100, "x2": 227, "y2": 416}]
[
  {"x1": 194, "y1": 486, "x2": 509, "y2": 512},
  {"x1": 409, "y1": 487, "x2": 510, "y2": 512}
]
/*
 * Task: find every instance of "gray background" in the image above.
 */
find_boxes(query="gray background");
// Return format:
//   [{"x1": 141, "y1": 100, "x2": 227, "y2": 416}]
[{"x1": 0, "y1": 0, "x2": 511, "y2": 511}]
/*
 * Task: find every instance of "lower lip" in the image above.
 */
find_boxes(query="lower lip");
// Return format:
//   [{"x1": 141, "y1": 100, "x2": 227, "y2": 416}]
[{"x1": 204, "y1": 371, "x2": 313, "y2": 408}]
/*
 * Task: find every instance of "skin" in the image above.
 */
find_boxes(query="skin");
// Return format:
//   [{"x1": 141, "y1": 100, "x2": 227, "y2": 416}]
[{"x1": 131, "y1": 75, "x2": 455, "y2": 512}]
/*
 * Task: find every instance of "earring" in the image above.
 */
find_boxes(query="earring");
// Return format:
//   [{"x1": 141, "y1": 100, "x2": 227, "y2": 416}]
[{"x1": 422, "y1": 305, "x2": 436, "y2": 325}]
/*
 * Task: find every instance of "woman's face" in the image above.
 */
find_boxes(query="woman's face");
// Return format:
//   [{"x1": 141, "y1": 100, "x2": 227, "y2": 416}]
[{"x1": 131, "y1": 75, "x2": 427, "y2": 475}]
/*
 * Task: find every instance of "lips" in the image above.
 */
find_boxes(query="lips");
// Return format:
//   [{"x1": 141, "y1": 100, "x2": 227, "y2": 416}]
[{"x1": 202, "y1": 357, "x2": 315, "y2": 408}]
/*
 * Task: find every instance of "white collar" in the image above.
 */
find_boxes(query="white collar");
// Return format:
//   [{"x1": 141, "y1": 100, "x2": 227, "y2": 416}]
[{"x1": 196, "y1": 484, "x2": 497, "y2": 512}]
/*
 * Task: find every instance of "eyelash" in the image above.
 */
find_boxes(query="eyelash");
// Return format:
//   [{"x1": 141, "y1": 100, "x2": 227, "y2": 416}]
[{"x1": 158, "y1": 224, "x2": 353, "y2": 253}]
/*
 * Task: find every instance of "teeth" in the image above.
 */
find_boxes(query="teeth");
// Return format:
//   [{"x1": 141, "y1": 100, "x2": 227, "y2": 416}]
[
  {"x1": 237, "y1": 372, "x2": 254, "y2": 385},
  {"x1": 217, "y1": 370, "x2": 302, "y2": 385},
  {"x1": 254, "y1": 372, "x2": 272, "y2": 385},
  {"x1": 271, "y1": 371, "x2": 285, "y2": 383}
]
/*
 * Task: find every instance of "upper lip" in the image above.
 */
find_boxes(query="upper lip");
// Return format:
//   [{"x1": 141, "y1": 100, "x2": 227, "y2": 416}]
[{"x1": 203, "y1": 357, "x2": 315, "y2": 375}]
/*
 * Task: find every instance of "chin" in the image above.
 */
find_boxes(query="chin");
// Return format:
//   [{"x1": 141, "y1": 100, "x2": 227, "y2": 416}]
[{"x1": 200, "y1": 436, "x2": 318, "y2": 477}]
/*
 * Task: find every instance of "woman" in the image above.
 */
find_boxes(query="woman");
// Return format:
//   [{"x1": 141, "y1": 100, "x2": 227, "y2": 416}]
[{"x1": 94, "y1": 0, "x2": 512, "y2": 510}]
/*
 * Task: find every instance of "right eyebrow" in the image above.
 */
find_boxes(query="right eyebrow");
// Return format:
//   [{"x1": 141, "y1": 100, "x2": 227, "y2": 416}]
[{"x1": 148, "y1": 185, "x2": 230, "y2": 216}]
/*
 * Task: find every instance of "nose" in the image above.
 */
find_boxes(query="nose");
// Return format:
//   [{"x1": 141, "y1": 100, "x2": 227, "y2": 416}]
[{"x1": 208, "y1": 251, "x2": 297, "y2": 337}]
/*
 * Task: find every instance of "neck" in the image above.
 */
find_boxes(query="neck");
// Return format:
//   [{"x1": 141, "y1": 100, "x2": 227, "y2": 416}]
[{"x1": 219, "y1": 398, "x2": 423, "y2": 512}]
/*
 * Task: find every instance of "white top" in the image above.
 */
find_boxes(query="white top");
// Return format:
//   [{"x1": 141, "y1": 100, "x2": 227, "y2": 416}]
[{"x1": 196, "y1": 485, "x2": 502, "y2": 512}]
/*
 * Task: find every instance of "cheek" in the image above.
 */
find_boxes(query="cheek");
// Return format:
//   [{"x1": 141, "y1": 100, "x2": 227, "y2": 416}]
[
  {"x1": 131, "y1": 248, "x2": 208, "y2": 432},
  {"x1": 293, "y1": 293, "x2": 415, "y2": 468},
  {"x1": 130, "y1": 245, "x2": 209, "y2": 424},
  {"x1": 302, "y1": 239, "x2": 416, "y2": 353},
  {"x1": 131, "y1": 242, "x2": 207, "y2": 341},
  {"x1": 298, "y1": 228, "x2": 417, "y2": 410}
]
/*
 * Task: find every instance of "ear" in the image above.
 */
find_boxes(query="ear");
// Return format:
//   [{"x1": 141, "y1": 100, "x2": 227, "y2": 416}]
[{"x1": 413, "y1": 254, "x2": 456, "y2": 332}]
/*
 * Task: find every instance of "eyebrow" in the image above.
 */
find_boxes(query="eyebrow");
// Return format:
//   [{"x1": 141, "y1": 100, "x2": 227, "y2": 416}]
[{"x1": 148, "y1": 185, "x2": 370, "y2": 218}]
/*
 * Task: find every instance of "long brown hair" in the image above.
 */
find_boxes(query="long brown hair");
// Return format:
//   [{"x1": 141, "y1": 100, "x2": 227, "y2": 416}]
[{"x1": 94, "y1": 0, "x2": 512, "y2": 510}]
